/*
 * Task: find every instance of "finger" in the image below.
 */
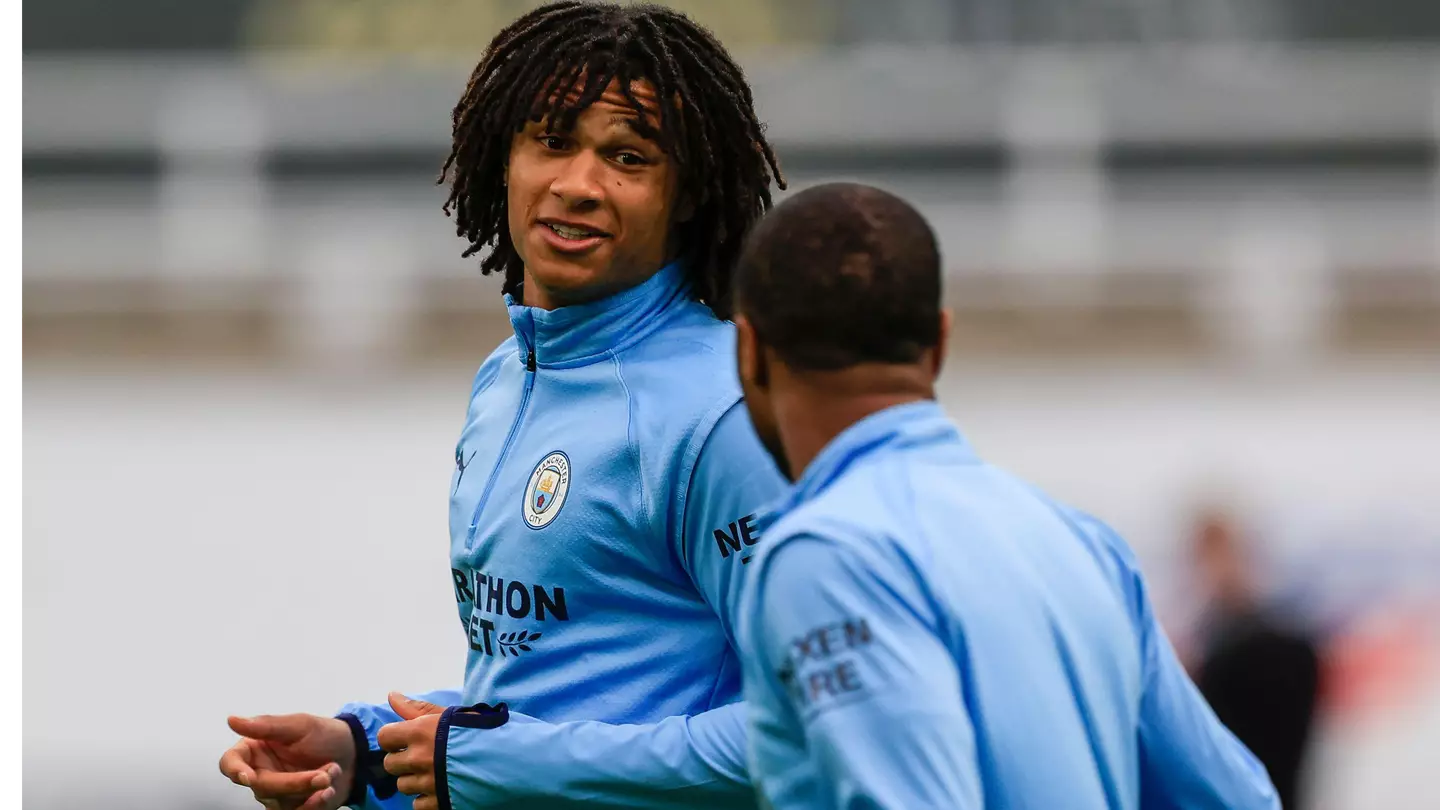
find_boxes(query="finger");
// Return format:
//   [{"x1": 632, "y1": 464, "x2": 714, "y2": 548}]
[
  {"x1": 308, "y1": 768, "x2": 334, "y2": 792},
  {"x1": 383, "y1": 751, "x2": 416, "y2": 777},
  {"x1": 229, "y1": 714, "x2": 312, "y2": 745},
  {"x1": 377, "y1": 720, "x2": 423, "y2": 753},
  {"x1": 376, "y1": 722, "x2": 405, "y2": 753},
  {"x1": 396, "y1": 774, "x2": 434, "y2": 797},
  {"x1": 296, "y1": 786, "x2": 338, "y2": 810},
  {"x1": 248, "y1": 768, "x2": 331, "y2": 799},
  {"x1": 414, "y1": 795, "x2": 439, "y2": 810},
  {"x1": 388, "y1": 692, "x2": 444, "y2": 720},
  {"x1": 218, "y1": 743, "x2": 257, "y2": 787}
]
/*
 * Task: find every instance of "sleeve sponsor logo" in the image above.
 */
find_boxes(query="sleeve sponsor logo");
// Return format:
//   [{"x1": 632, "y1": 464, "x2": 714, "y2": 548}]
[
  {"x1": 714, "y1": 513, "x2": 761, "y2": 564},
  {"x1": 777, "y1": 618, "x2": 874, "y2": 713}
]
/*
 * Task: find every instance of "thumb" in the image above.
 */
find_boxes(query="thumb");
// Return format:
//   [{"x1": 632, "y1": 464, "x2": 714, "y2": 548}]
[
  {"x1": 228, "y1": 714, "x2": 312, "y2": 745},
  {"x1": 388, "y1": 692, "x2": 444, "y2": 720}
]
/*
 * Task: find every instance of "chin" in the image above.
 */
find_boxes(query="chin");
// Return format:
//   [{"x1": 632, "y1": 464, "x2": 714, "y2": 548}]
[{"x1": 526, "y1": 254, "x2": 609, "y2": 301}]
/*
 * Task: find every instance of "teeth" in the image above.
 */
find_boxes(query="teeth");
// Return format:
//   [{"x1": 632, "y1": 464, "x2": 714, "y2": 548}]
[{"x1": 548, "y1": 224, "x2": 596, "y2": 240}]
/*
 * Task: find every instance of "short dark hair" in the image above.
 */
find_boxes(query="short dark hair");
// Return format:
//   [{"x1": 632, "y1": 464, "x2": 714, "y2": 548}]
[
  {"x1": 735, "y1": 182, "x2": 942, "y2": 370},
  {"x1": 440, "y1": 1, "x2": 785, "y2": 320}
]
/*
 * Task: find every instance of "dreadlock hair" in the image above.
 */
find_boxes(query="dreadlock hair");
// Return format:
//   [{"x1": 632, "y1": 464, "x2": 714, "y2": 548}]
[
  {"x1": 735, "y1": 182, "x2": 943, "y2": 371},
  {"x1": 439, "y1": 1, "x2": 785, "y2": 320}
]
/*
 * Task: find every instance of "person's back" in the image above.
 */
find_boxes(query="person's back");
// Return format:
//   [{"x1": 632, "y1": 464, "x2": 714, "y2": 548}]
[
  {"x1": 827, "y1": 436, "x2": 1141, "y2": 807},
  {"x1": 730, "y1": 182, "x2": 1280, "y2": 810}
]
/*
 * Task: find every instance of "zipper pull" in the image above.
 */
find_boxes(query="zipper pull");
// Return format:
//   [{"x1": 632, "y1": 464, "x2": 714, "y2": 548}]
[{"x1": 526, "y1": 347, "x2": 537, "y2": 372}]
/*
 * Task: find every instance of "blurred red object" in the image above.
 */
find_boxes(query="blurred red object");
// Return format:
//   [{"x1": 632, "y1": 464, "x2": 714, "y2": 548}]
[{"x1": 1320, "y1": 610, "x2": 1438, "y2": 720}]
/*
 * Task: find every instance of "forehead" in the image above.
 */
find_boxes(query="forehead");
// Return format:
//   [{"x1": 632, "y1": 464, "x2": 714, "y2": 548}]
[{"x1": 541, "y1": 74, "x2": 665, "y2": 132}]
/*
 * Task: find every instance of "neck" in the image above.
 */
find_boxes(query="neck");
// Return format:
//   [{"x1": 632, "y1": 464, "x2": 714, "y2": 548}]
[
  {"x1": 521, "y1": 251, "x2": 682, "y2": 311},
  {"x1": 522, "y1": 275, "x2": 634, "y2": 311},
  {"x1": 773, "y1": 364, "x2": 935, "y2": 481}
]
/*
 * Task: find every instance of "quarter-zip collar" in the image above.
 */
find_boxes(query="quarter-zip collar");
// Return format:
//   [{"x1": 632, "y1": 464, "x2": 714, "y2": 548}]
[{"x1": 505, "y1": 260, "x2": 693, "y2": 369}]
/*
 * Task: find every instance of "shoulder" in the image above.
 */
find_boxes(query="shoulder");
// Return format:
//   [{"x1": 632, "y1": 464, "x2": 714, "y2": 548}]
[
  {"x1": 765, "y1": 457, "x2": 928, "y2": 556},
  {"x1": 1040, "y1": 496, "x2": 1145, "y2": 577},
  {"x1": 621, "y1": 308, "x2": 741, "y2": 402},
  {"x1": 614, "y1": 311, "x2": 747, "y2": 469},
  {"x1": 739, "y1": 520, "x2": 925, "y2": 657},
  {"x1": 753, "y1": 481, "x2": 899, "y2": 593},
  {"x1": 749, "y1": 457, "x2": 1009, "y2": 595},
  {"x1": 744, "y1": 533, "x2": 862, "y2": 609},
  {"x1": 469, "y1": 336, "x2": 520, "y2": 400}
]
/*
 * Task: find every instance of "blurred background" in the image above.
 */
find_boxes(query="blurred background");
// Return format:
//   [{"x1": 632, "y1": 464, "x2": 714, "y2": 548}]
[{"x1": 22, "y1": 1, "x2": 1440, "y2": 808}]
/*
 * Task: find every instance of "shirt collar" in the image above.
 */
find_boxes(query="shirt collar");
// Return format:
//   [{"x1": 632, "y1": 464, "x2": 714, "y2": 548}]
[
  {"x1": 766, "y1": 400, "x2": 974, "y2": 518},
  {"x1": 504, "y1": 259, "x2": 694, "y2": 367}
]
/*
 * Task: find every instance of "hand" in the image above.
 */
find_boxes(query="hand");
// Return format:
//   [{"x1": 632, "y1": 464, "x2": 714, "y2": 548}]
[
  {"x1": 219, "y1": 713, "x2": 356, "y2": 810},
  {"x1": 378, "y1": 693, "x2": 447, "y2": 810}
]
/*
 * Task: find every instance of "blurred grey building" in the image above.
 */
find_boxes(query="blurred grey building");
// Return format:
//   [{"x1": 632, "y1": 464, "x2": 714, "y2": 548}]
[{"x1": 24, "y1": 0, "x2": 1440, "y2": 369}]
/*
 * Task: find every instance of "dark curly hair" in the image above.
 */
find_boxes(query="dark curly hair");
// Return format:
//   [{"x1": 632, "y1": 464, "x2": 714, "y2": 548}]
[
  {"x1": 735, "y1": 182, "x2": 943, "y2": 370},
  {"x1": 439, "y1": 1, "x2": 785, "y2": 320}
]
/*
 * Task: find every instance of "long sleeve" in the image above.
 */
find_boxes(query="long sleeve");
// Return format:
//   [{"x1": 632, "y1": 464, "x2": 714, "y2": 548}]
[
  {"x1": 1133, "y1": 590, "x2": 1282, "y2": 810},
  {"x1": 437, "y1": 701, "x2": 752, "y2": 809},
  {"x1": 741, "y1": 536, "x2": 983, "y2": 809},
  {"x1": 336, "y1": 688, "x2": 463, "y2": 810},
  {"x1": 1075, "y1": 513, "x2": 1280, "y2": 810},
  {"x1": 676, "y1": 402, "x2": 789, "y2": 643},
  {"x1": 433, "y1": 402, "x2": 786, "y2": 809}
]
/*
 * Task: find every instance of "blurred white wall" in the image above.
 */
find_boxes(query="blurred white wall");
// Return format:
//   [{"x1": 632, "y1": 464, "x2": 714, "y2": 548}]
[{"x1": 22, "y1": 358, "x2": 1440, "y2": 809}]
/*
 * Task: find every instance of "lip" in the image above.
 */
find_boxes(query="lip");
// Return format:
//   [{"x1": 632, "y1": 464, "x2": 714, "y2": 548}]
[{"x1": 535, "y1": 219, "x2": 611, "y2": 254}]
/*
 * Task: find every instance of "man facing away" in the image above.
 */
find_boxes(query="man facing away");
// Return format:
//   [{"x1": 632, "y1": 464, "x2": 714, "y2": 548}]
[{"x1": 730, "y1": 182, "x2": 1282, "y2": 810}]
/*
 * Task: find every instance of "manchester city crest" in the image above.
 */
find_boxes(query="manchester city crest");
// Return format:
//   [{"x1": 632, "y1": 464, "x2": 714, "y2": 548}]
[{"x1": 523, "y1": 451, "x2": 571, "y2": 529}]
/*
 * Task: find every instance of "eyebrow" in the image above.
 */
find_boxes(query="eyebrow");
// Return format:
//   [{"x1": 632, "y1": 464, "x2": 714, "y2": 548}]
[
  {"x1": 607, "y1": 115, "x2": 652, "y2": 135},
  {"x1": 529, "y1": 111, "x2": 660, "y2": 143}
]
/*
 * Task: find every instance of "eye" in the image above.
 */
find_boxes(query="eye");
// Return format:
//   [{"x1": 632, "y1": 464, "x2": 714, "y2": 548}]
[
  {"x1": 614, "y1": 151, "x2": 649, "y2": 167},
  {"x1": 538, "y1": 135, "x2": 569, "y2": 151}
]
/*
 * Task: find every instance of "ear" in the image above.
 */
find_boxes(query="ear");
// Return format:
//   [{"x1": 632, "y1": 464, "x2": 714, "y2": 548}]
[
  {"x1": 734, "y1": 315, "x2": 769, "y2": 390},
  {"x1": 930, "y1": 309, "x2": 952, "y2": 380}
]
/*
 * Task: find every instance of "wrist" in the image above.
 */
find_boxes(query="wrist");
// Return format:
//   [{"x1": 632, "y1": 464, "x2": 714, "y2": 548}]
[{"x1": 335, "y1": 713, "x2": 371, "y2": 806}]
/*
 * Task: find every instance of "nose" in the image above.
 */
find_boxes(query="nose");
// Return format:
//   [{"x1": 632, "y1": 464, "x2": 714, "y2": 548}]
[{"x1": 549, "y1": 150, "x2": 604, "y2": 209}]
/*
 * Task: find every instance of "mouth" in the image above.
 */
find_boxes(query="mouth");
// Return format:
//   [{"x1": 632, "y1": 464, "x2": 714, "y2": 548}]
[
  {"x1": 542, "y1": 220, "x2": 610, "y2": 239},
  {"x1": 536, "y1": 219, "x2": 612, "y2": 253}
]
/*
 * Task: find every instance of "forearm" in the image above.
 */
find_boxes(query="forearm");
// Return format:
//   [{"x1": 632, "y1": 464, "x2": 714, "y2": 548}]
[
  {"x1": 439, "y1": 701, "x2": 756, "y2": 809},
  {"x1": 337, "y1": 690, "x2": 463, "y2": 810}
]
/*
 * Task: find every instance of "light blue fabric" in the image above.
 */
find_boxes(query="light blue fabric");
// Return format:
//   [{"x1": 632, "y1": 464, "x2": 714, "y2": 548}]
[
  {"x1": 739, "y1": 401, "x2": 1280, "y2": 810},
  {"x1": 340, "y1": 262, "x2": 786, "y2": 808}
]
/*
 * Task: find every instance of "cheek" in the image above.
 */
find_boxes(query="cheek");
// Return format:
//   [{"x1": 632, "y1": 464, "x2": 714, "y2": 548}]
[
  {"x1": 506, "y1": 180, "x2": 535, "y2": 254},
  {"x1": 615, "y1": 179, "x2": 673, "y2": 248}
]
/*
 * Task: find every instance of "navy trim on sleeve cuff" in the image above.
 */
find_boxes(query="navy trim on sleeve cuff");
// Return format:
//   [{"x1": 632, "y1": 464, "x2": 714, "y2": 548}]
[
  {"x1": 434, "y1": 702, "x2": 510, "y2": 810},
  {"x1": 337, "y1": 713, "x2": 371, "y2": 808},
  {"x1": 337, "y1": 712, "x2": 398, "y2": 807},
  {"x1": 433, "y1": 707, "x2": 458, "y2": 810}
]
